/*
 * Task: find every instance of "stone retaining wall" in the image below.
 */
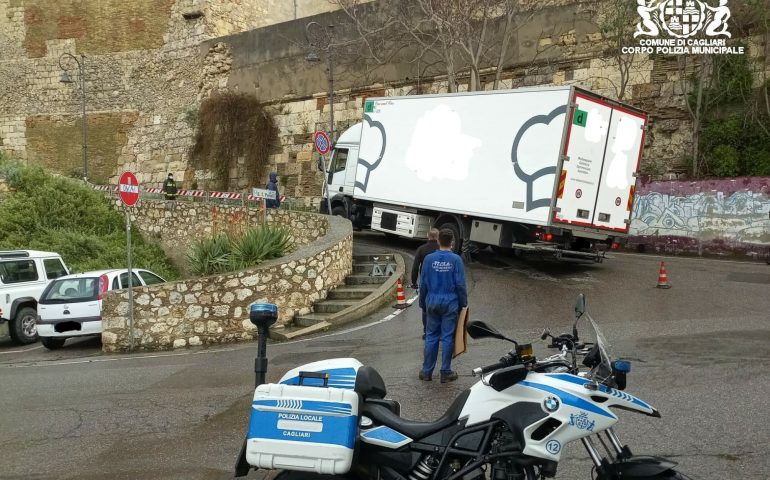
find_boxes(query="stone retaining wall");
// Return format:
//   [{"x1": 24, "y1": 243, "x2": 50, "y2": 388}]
[
  {"x1": 114, "y1": 197, "x2": 327, "y2": 269},
  {"x1": 100, "y1": 210, "x2": 351, "y2": 353}
]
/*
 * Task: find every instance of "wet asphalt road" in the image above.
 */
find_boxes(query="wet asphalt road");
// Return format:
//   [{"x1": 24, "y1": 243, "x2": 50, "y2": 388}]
[{"x1": 1, "y1": 232, "x2": 769, "y2": 479}]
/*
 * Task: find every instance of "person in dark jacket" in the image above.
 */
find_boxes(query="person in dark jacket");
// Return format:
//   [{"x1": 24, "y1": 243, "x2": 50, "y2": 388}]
[
  {"x1": 266, "y1": 172, "x2": 281, "y2": 209},
  {"x1": 411, "y1": 228, "x2": 439, "y2": 339},
  {"x1": 418, "y1": 228, "x2": 468, "y2": 383},
  {"x1": 162, "y1": 173, "x2": 177, "y2": 201}
]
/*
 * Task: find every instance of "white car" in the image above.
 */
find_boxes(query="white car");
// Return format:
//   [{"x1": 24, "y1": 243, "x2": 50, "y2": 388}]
[
  {"x1": 0, "y1": 250, "x2": 70, "y2": 344},
  {"x1": 37, "y1": 269, "x2": 166, "y2": 350}
]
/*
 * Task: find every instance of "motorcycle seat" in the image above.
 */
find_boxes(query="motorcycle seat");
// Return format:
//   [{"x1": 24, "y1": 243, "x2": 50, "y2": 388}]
[{"x1": 361, "y1": 389, "x2": 470, "y2": 439}]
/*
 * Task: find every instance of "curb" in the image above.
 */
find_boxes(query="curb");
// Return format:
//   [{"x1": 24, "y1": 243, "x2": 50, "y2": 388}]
[{"x1": 271, "y1": 253, "x2": 406, "y2": 341}]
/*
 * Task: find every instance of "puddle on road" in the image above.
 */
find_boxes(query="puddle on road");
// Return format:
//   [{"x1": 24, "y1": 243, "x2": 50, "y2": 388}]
[{"x1": 637, "y1": 330, "x2": 770, "y2": 366}]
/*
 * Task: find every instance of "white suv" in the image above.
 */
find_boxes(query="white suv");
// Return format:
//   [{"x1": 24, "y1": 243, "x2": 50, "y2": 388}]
[
  {"x1": 37, "y1": 268, "x2": 166, "y2": 349},
  {"x1": 0, "y1": 250, "x2": 70, "y2": 344}
]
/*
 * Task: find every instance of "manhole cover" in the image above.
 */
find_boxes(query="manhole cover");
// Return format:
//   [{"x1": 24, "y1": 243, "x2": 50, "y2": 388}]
[{"x1": 726, "y1": 272, "x2": 770, "y2": 284}]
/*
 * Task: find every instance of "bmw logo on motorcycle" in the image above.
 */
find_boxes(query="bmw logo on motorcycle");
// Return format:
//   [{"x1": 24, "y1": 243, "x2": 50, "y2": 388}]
[{"x1": 543, "y1": 396, "x2": 560, "y2": 412}]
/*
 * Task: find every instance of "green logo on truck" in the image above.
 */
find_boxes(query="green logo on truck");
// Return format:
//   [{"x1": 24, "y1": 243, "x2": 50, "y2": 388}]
[
  {"x1": 364, "y1": 101, "x2": 374, "y2": 113},
  {"x1": 573, "y1": 109, "x2": 587, "y2": 127}
]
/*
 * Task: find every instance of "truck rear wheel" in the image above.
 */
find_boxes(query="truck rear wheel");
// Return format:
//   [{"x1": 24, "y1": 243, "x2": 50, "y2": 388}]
[
  {"x1": 438, "y1": 221, "x2": 462, "y2": 254},
  {"x1": 10, "y1": 307, "x2": 38, "y2": 345}
]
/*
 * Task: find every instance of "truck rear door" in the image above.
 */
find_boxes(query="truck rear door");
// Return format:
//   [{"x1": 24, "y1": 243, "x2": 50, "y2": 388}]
[{"x1": 553, "y1": 91, "x2": 647, "y2": 234}]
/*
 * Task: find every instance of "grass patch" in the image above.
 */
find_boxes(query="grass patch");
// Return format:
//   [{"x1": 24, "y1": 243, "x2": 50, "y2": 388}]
[
  {"x1": 188, "y1": 226, "x2": 293, "y2": 276},
  {"x1": 0, "y1": 158, "x2": 178, "y2": 280}
]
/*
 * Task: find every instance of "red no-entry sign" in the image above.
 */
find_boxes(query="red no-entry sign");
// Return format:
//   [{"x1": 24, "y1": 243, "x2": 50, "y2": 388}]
[{"x1": 119, "y1": 171, "x2": 140, "y2": 207}]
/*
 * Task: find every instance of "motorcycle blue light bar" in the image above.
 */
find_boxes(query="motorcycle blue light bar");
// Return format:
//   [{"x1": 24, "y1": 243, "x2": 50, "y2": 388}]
[{"x1": 613, "y1": 360, "x2": 631, "y2": 373}]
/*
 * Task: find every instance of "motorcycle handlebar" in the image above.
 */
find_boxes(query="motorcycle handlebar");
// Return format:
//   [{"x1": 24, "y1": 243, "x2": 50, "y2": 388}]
[{"x1": 472, "y1": 354, "x2": 515, "y2": 377}]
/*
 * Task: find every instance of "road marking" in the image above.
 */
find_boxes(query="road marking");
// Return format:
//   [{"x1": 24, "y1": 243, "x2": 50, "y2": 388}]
[
  {"x1": 3, "y1": 295, "x2": 420, "y2": 368},
  {"x1": 0, "y1": 345, "x2": 43, "y2": 355}
]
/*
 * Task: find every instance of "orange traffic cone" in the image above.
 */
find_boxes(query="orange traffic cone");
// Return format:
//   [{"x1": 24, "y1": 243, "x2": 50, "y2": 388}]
[
  {"x1": 393, "y1": 278, "x2": 409, "y2": 309},
  {"x1": 656, "y1": 261, "x2": 671, "y2": 289}
]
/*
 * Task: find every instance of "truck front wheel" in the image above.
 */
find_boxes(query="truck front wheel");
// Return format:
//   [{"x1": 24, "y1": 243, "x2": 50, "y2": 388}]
[
  {"x1": 10, "y1": 306, "x2": 38, "y2": 345},
  {"x1": 331, "y1": 205, "x2": 347, "y2": 219}
]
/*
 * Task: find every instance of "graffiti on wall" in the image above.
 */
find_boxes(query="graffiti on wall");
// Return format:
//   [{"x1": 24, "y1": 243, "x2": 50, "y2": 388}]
[{"x1": 629, "y1": 177, "x2": 770, "y2": 255}]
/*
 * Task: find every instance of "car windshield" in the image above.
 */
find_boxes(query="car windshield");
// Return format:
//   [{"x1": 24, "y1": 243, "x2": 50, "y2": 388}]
[
  {"x1": 583, "y1": 313, "x2": 614, "y2": 384},
  {"x1": 41, "y1": 278, "x2": 98, "y2": 303}
]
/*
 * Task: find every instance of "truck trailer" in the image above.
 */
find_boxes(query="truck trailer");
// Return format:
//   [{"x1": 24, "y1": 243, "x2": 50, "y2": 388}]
[{"x1": 321, "y1": 86, "x2": 649, "y2": 260}]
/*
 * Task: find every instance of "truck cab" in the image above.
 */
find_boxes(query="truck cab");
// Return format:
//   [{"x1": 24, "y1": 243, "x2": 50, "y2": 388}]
[{"x1": 0, "y1": 250, "x2": 70, "y2": 344}]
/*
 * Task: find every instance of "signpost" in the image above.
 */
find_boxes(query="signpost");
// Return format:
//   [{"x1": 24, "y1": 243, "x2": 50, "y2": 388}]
[
  {"x1": 252, "y1": 188, "x2": 276, "y2": 225},
  {"x1": 313, "y1": 131, "x2": 334, "y2": 216},
  {"x1": 118, "y1": 171, "x2": 139, "y2": 351}
]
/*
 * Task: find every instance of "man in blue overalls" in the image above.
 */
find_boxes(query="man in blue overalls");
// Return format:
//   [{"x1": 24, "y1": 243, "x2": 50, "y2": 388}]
[{"x1": 418, "y1": 228, "x2": 468, "y2": 383}]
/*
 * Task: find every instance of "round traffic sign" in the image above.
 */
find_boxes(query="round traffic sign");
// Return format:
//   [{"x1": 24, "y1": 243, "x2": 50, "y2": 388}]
[
  {"x1": 314, "y1": 131, "x2": 331, "y2": 155},
  {"x1": 119, "y1": 171, "x2": 140, "y2": 207}
]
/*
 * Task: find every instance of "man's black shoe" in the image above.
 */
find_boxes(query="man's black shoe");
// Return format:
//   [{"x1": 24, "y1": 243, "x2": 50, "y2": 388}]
[
  {"x1": 440, "y1": 371, "x2": 458, "y2": 383},
  {"x1": 419, "y1": 371, "x2": 432, "y2": 381}
]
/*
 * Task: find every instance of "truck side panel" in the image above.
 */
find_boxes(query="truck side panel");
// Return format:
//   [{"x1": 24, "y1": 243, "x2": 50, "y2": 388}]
[{"x1": 354, "y1": 88, "x2": 572, "y2": 226}]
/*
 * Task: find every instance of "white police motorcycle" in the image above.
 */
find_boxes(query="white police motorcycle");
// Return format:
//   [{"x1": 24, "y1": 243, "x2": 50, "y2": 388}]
[{"x1": 235, "y1": 294, "x2": 689, "y2": 479}]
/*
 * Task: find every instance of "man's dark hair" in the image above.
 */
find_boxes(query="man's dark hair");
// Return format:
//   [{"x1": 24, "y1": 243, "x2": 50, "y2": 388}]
[{"x1": 438, "y1": 228, "x2": 454, "y2": 248}]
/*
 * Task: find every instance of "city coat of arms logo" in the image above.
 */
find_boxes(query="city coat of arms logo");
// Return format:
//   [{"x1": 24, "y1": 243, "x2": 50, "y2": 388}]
[
  {"x1": 634, "y1": 0, "x2": 732, "y2": 39},
  {"x1": 626, "y1": 0, "x2": 743, "y2": 55}
]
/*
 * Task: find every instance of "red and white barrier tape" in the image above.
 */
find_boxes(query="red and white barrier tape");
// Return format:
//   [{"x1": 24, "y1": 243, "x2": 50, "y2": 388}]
[{"x1": 94, "y1": 184, "x2": 285, "y2": 203}]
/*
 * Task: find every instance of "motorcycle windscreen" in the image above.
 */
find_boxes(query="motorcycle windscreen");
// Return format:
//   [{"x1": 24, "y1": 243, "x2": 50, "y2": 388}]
[
  {"x1": 553, "y1": 94, "x2": 612, "y2": 228},
  {"x1": 592, "y1": 109, "x2": 646, "y2": 232}
]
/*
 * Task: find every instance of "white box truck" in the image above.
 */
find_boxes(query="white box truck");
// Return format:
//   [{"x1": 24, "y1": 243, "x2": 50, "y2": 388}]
[{"x1": 321, "y1": 86, "x2": 649, "y2": 260}]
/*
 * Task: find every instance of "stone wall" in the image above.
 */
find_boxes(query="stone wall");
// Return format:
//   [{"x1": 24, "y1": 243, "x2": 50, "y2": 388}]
[
  {"x1": 100, "y1": 210, "x2": 352, "y2": 353},
  {"x1": 0, "y1": 0, "x2": 341, "y2": 185},
  {"x1": 113, "y1": 197, "x2": 327, "y2": 269},
  {"x1": 629, "y1": 177, "x2": 770, "y2": 257},
  {"x1": 2, "y1": 0, "x2": 769, "y2": 199}
]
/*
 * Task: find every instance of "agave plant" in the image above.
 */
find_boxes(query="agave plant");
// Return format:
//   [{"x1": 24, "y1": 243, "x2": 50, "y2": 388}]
[
  {"x1": 188, "y1": 233, "x2": 233, "y2": 276},
  {"x1": 188, "y1": 226, "x2": 293, "y2": 275}
]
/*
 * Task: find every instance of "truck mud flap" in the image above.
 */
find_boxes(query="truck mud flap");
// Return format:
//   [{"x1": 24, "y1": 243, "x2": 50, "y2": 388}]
[{"x1": 510, "y1": 243, "x2": 607, "y2": 263}]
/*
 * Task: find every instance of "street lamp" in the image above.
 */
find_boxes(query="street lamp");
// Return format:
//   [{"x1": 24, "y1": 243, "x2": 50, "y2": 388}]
[
  {"x1": 59, "y1": 53, "x2": 88, "y2": 182},
  {"x1": 305, "y1": 21, "x2": 336, "y2": 141}
]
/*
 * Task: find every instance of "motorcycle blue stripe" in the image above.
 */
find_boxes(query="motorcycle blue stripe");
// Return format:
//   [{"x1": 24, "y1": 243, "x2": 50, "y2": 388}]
[
  {"x1": 360, "y1": 425, "x2": 411, "y2": 444},
  {"x1": 253, "y1": 399, "x2": 353, "y2": 414},
  {"x1": 546, "y1": 373, "x2": 652, "y2": 410},
  {"x1": 519, "y1": 381, "x2": 616, "y2": 419}
]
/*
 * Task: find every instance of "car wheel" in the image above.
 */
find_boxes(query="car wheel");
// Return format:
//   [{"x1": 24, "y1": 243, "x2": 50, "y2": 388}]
[
  {"x1": 41, "y1": 337, "x2": 66, "y2": 350},
  {"x1": 10, "y1": 307, "x2": 38, "y2": 345}
]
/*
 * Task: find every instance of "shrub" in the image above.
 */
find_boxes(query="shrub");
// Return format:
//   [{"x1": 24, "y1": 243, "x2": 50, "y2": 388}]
[
  {"x1": 707, "y1": 144, "x2": 740, "y2": 177},
  {"x1": 188, "y1": 226, "x2": 293, "y2": 276},
  {"x1": 0, "y1": 159, "x2": 178, "y2": 280}
]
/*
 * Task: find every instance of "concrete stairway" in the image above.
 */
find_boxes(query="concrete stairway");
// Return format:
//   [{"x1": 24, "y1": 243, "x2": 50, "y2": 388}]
[{"x1": 292, "y1": 254, "x2": 399, "y2": 329}]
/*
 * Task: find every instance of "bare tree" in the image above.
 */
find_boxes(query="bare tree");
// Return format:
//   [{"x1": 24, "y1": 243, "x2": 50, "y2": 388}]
[
  {"x1": 331, "y1": 0, "x2": 543, "y2": 92},
  {"x1": 591, "y1": 0, "x2": 639, "y2": 101}
]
